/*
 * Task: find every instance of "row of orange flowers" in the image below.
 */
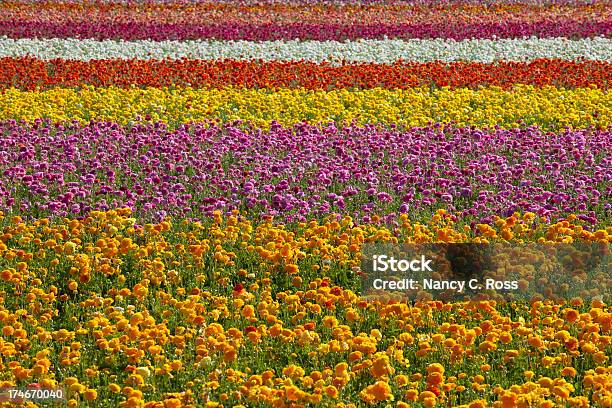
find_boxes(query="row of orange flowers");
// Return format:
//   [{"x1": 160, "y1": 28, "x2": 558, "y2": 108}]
[
  {"x1": 0, "y1": 57, "x2": 609, "y2": 90},
  {"x1": 0, "y1": 209, "x2": 609, "y2": 407},
  {"x1": 3, "y1": 2, "x2": 609, "y2": 26}
]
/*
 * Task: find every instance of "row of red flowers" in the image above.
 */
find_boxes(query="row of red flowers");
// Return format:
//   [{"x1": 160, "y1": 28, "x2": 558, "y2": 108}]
[{"x1": 1, "y1": 57, "x2": 609, "y2": 90}]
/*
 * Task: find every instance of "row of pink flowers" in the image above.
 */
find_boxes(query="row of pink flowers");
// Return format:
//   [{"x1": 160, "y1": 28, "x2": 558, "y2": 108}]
[{"x1": 2, "y1": 20, "x2": 610, "y2": 41}]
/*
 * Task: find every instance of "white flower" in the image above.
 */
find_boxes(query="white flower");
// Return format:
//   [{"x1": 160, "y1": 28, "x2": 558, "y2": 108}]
[
  {"x1": 0, "y1": 36, "x2": 609, "y2": 63},
  {"x1": 198, "y1": 356, "x2": 213, "y2": 368}
]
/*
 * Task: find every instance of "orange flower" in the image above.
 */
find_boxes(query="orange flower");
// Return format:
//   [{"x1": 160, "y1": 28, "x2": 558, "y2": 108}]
[
  {"x1": 285, "y1": 385, "x2": 304, "y2": 401},
  {"x1": 564, "y1": 308, "x2": 580, "y2": 323},
  {"x1": 241, "y1": 305, "x2": 255, "y2": 319},
  {"x1": 324, "y1": 385, "x2": 339, "y2": 399},
  {"x1": 370, "y1": 354, "x2": 394, "y2": 379},
  {"x1": 360, "y1": 381, "x2": 393, "y2": 404},
  {"x1": 2, "y1": 58, "x2": 610, "y2": 91}
]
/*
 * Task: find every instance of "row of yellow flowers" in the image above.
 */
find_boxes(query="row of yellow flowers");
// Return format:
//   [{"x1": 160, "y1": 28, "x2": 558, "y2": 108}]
[
  {"x1": 0, "y1": 209, "x2": 609, "y2": 407},
  {"x1": 0, "y1": 85, "x2": 609, "y2": 129}
]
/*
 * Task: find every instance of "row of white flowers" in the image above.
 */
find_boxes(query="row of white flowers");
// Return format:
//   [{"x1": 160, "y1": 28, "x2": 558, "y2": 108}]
[{"x1": 1, "y1": 36, "x2": 610, "y2": 63}]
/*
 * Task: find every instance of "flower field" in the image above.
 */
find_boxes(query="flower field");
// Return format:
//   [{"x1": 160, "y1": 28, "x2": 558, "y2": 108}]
[{"x1": 0, "y1": 1, "x2": 610, "y2": 407}]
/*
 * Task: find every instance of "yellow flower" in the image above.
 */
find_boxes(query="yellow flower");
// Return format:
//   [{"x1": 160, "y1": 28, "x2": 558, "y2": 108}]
[
  {"x1": 2, "y1": 86, "x2": 607, "y2": 131},
  {"x1": 395, "y1": 375, "x2": 409, "y2": 387},
  {"x1": 64, "y1": 241, "x2": 77, "y2": 255}
]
